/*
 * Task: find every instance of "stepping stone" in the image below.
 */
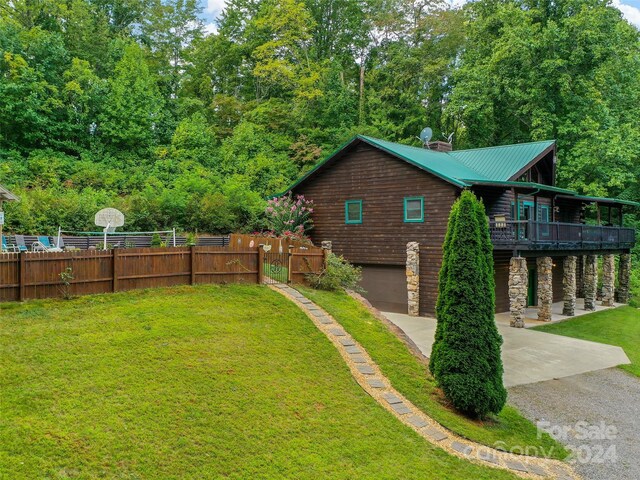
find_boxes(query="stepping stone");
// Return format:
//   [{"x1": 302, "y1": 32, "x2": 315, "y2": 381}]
[
  {"x1": 366, "y1": 378, "x2": 385, "y2": 388},
  {"x1": 423, "y1": 427, "x2": 448, "y2": 442},
  {"x1": 382, "y1": 392, "x2": 402, "y2": 404},
  {"x1": 390, "y1": 402, "x2": 411, "y2": 415},
  {"x1": 406, "y1": 415, "x2": 428, "y2": 428},
  {"x1": 328, "y1": 328, "x2": 347, "y2": 337},
  {"x1": 451, "y1": 441, "x2": 473, "y2": 456},
  {"x1": 339, "y1": 337, "x2": 355, "y2": 347},
  {"x1": 505, "y1": 459, "x2": 527, "y2": 472},
  {"x1": 356, "y1": 365, "x2": 375, "y2": 375},
  {"x1": 525, "y1": 463, "x2": 547, "y2": 477},
  {"x1": 350, "y1": 355, "x2": 367, "y2": 364},
  {"x1": 344, "y1": 345, "x2": 361, "y2": 354},
  {"x1": 317, "y1": 316, "x2": 333, "y2": 324},
  {"x1": 477, "y1": 449, "x2": 499, "y2": 465}
]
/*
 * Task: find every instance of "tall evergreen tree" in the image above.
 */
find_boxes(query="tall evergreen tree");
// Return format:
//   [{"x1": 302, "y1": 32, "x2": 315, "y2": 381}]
[
  {"x1": 99, "y1": 42, "x2": 163, "y2": 152},
  {"x1": 429, "y1": 190, "x2": 506, "y2": 418}
]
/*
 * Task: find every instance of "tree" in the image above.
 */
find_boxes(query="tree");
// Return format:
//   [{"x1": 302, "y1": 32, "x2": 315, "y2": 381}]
[
  {"x1": 99, "y1": 42, "x2": 163, "y2": 152},
  {"x1": 429, "y1": 190, "x2": 506, "y2": 418},
  {"x1": 446, "y1": 0, "x2": 640, "y2": 198}
]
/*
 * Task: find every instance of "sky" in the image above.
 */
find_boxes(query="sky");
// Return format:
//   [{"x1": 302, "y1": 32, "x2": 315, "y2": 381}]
[{"x1": 198, "y1": 0, "x2": 640, "y2": 34}]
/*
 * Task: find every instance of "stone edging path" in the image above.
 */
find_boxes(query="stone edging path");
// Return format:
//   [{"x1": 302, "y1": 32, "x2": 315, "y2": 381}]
[{"x1": 270, "y1": 283, "x2": 579, "y2": 480}]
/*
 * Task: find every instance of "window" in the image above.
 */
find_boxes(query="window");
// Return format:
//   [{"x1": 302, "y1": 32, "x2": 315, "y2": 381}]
[
  {"x1": 404, "y1": 197, "x2": 424, "y2": 223},
  {"x1": 540, "y1": 205, "x2": 551, "y2": 237},
  {"x1": 345, "y1": 200, "x2": 362, "y2": 224}
]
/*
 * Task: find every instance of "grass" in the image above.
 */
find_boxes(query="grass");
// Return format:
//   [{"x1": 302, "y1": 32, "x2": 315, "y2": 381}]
[
  {"x1": 298, "y1": 286, "x2": 568, "y2": 460},
  {"x1": 0, "y1": 284, "x2": 521, "y2": 479},
  {"x1": 533, "y1": 305, "x2": 640, "y2": 377}
]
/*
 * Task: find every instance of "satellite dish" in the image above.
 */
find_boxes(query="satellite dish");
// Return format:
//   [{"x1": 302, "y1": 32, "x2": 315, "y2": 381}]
[
  {"x1": 419, "y1": 127, "x2": 433, "y2": 144},
  {"x1": 95, "y1": 208, "x2": 125, "y2": 232}
]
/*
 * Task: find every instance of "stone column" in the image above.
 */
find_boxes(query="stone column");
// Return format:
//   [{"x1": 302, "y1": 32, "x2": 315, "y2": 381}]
[
  {"x1": 601, "y1": 254, "x2": 615, "y2": 307},
  {"x1": 617, "y1": 254, "x2": 631, "y2": 304},
  {"x1": 562, "y1": 256, "x2": 577, "y2": 316},
  {"x1": 536, "y1": 257, "x2": 553, "y2": 322},
  {"x1": 509, "y1": 257, "x2": 528, "y2": 328},
  {"x1": 320, "y1": 240, "x2": 332, "y2": 254},
  {"x1": 583, "y1": 255, "x2": 598, "y2": 311},
  {"x1": 406, "y1": 242, "x2": 420, "y2": 316}
]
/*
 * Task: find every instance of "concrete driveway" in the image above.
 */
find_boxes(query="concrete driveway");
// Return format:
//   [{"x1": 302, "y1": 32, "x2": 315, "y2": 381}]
[{"x1": 383, "y1": 311, "x2": 630, "y2": 387}]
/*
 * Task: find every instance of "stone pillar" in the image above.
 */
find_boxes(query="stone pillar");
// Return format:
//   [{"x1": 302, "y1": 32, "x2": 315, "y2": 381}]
[
  {"x1": 536, "y1": 257, "x2": 553, "y2": 322},
  {"x1": 617, "y1": 254, "x2": 631, "y2": 304},
  {"x1": 509, "y1": 257, "x2": 528, "y2": 328},
  {"x1": 583, "y1": 255, "x2": 598, "y2": 311},
  {"x1": 562, "y1": 256, "x2": 577, "y2": 316},
  {"x1": 320, "y1": 240, "x2": 332, "y2": 254},
  {"x1": 406, "y1": 242, "x2": 420, "y2": 316},
  {"x1": 601, "y1": 254, "x2": 615, "y2": 307}
]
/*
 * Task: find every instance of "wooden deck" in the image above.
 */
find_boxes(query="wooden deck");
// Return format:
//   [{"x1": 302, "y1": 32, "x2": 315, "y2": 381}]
[{"x1": 489, "y1": 220, "x2": 635, "y2": 251}]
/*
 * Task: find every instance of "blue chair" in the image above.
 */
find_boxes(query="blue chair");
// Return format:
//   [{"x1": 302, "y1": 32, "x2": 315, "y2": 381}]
[
  {"x1": 32, "y1": 235, "x2": 63, "y2": 252},
  {"x1": 1, "y1": 235, "x2": 19, "y2": 253},
  {"x1": 13, "y1": 235, "x2": 29, "y2": 252}
]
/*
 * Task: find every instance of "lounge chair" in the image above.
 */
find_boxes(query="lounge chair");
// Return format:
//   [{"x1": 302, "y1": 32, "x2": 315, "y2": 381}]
[
  {"x1": 1, "y1": 235, "x2": 19, "y2": 253},
  {"x1": 32, "y1": 236, "x2": 63, "y2": 252},
  {"x1": 13, "y1": 235, "x2": 28, "y2": 252}
]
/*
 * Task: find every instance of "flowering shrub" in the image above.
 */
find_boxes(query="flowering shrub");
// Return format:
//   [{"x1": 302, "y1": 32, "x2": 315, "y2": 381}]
[{"x1": 265, "y1": 194, "x2": 314, "y2": 238}]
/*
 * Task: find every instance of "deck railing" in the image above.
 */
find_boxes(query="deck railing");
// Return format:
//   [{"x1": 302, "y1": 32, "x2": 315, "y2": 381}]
[{"x1": 489, "y1": 220, "x2": 636, "y2": 251}]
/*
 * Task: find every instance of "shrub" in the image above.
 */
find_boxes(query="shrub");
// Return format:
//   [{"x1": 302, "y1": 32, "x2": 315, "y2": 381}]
[
  {"x1": 429, "y1": 190, "x2": 507, "y2": 418},
  {"x1": 151, "y1": 233, "x2": 163, "y2": 247},
  {"x1": 265, "y1": 194, "x2": 314, "y2": 237},
  {"x1": 307, "y1": 253, "x2": 362, "y2": 292}
]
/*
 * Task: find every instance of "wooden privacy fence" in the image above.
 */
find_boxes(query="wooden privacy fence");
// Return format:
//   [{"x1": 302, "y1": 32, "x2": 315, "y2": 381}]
[{"x1": 0, "y1": 243, "x2": 326, "y2": 303}]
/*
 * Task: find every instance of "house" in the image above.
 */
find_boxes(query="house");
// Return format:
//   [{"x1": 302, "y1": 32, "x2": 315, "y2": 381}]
[{"x1": 281, "y1": 135, "x2": 637, "y2": 326}]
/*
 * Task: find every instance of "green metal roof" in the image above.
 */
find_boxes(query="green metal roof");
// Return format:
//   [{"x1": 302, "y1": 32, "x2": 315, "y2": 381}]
[
  {"x1": 359, "y1": 136, "x2": 555, "y2": 183},
  {"x1": 278, "y1": 135, "x2": 637, "y2": 208},
  {"x1": 449, "y1": 140, "x2": 555, "y2": 181}
]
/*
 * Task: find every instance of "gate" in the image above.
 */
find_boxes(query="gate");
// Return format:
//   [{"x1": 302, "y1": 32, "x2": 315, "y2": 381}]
[{"x1": 261, "y1": 246, "x2": 291, "y2": 284}]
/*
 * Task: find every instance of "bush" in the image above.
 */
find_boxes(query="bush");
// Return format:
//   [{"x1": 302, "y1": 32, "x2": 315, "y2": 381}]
[
  {"x1": 429, "y1": 190, "x2": 507, "y2": 418},
  {"x1": 307, "y1": 253, "x2": 362, "y2": 292}
]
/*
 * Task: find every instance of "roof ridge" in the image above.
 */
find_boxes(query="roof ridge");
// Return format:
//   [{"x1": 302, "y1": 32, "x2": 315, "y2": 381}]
[{"x1": 452, "y1": 140, "x2": 555, "y2": 153}]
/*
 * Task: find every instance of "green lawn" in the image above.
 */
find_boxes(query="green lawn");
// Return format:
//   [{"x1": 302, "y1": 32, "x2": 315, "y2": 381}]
[
  {"x1": 0, "y1": 285, "x2": 520, "y2": 479},
  {"x1": 298, "y1": 287, "x2": 568, "y2": 460},
  {"x1": 533, "y1": 306, "x2": 640, "y2": 377}
]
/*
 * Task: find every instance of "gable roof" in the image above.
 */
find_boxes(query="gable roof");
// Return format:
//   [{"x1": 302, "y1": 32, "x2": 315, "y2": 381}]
[
  {"x1": 279, "y1": 135, "x2": 639, "y2": 207},
  {"x1": 283, "y1": 134, "x2": 555, "y2": 193}
]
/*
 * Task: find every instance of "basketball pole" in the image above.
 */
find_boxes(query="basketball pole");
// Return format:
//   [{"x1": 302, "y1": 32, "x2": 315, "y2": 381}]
[{"x1": 103, "y1": 223, "x2": 110, "y2": 250}]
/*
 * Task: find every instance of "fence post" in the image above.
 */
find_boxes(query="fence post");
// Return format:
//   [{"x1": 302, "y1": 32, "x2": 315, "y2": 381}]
[
  {"x1": 112, "y1": 248, "x2": 119, "y2": 292},
  {"x1": 258, "y1": 246, "x2": 264, "y2": 284},
  {"x1": 18, "y1": 251, "x2": 25, "y2": 301},
  {"x1": 321, "y1": 241, "x2": 332, "y2": 269},
  {"x1": 190, "y1": 245, "x2": 197, "y2": 285},
  {"x1": 287, "y1": 245, "x2": 294, "y2": 283}
]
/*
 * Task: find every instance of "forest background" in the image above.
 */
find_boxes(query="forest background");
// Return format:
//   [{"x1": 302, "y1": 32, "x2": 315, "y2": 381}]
[{"x1": 1, "y1": 0, "x2": 639, "y2": 238}]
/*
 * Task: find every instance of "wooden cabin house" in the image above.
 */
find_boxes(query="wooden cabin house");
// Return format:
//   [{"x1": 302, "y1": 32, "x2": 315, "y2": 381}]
[{"x1": 281, "y1": 135, "x2": 637, "y2": 326}]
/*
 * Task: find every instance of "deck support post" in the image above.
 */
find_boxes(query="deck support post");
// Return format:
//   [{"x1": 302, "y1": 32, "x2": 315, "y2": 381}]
[
  {"x1": 537, "y1": 256, "x2": 553, "y2": 322},
  {"x1": 406, "y1": 242, "x2": 419, "y2": 316},
  {"x1": 617, "y1": 254, "x2": 631, "y2": 304},
  {"x1": 509, "y1": 257, "x2": 528, "y2": 328},
  {"x1": 583, "y1": 255, "x2": 598, "y2": 311},
  {"x1": 562, "y1": 256, "x2": 577, "y2": 316},
  {"x1": 601, "y1": 254, "x2": 615, "y2": 307}
]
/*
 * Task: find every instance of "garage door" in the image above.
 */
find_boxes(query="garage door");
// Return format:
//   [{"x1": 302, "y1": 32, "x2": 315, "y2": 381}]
[{"x1": 358, "y1": 265, "x2": 407, "y2": 314}]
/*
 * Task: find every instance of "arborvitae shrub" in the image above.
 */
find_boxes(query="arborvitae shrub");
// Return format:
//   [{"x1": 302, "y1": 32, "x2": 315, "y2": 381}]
[{"x1": 429, "y1": 190, "x2": 506, "y2": 418}]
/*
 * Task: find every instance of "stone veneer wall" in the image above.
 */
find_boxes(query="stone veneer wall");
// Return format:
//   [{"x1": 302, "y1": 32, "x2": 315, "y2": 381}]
[
  {"x1": 617, "y1": 254, "x2": 632, "y2": 304},
  {"x1": 509, "y1": 257, "x2": 528, "y2": 328},
  {"x1": 562, "y1": 256, "x2": 577, "y2": 316},
  {"x1": 406, "y1": 242, "x2": 419, "y2": 316},
  {"x1": 601, "y1": 254, "x2": 615, "y2": 307},
  {"x1": 583, "y1": 255, "x2": 598, "y2": 311},
  {"x1": 536, "y1": 257, "x2": 553, "y2": 322}
]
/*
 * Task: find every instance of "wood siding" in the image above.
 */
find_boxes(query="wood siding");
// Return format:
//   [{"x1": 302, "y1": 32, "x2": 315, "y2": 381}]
[{"x1": 293, "y1": 143, "x2": 458, "y2": 316}]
